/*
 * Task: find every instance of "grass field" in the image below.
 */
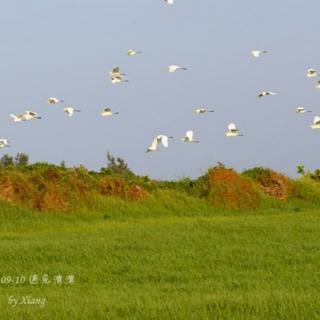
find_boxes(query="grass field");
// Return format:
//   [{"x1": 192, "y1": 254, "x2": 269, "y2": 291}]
[{"x1": 0, "y1": 203, "x2": 319, "y2": 319}]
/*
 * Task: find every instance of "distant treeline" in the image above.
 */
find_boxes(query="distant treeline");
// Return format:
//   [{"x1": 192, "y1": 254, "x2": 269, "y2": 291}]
[{"x1": 0, "y1": 152, "x2": 320, "y2": 213}]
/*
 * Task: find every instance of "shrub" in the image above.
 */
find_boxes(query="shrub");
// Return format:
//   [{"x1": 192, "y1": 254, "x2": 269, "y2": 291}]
[
  {"x1": 0, "y1": 154, "x2": 14, "y2": 167},
  {"x1": 291, "y1": 177, "x2": 320, "y2": 205},
  {"x1": 14, "y1": 153, "x2": 29, "y2": 166},
  {"x1": 197, "y1": 166, "x2": 262, "y2": 210},
  {"x1": 101, "y1": 152, "x2": 134, "y2": 178},
  {"x1": 243, "y1": 167, "x2": 293, "y2": 200}
]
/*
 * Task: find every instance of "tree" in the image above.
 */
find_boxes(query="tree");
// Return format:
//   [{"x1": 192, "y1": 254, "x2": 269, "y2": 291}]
[
  {"x1": 60, "y1": 161, "x2": 66, "y2": 168},
  {"x1": 101, "y1": 152, "x2": 134, "y2": 177},
  {"x1": 14, "y1": 153, "x2": 29, "y2": 166},
  {"x1": 0, "y1": 154, "x2": 14, "y2": 167},
  {"x1": 296, "y1": 165, "x2": 305, "y2": 176}
]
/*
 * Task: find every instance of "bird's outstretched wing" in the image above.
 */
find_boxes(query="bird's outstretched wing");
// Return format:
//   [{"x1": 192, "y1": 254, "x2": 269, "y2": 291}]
[
  {"x1": 148, "y1": 136, "x2": 159, "y2": 151},
  {"x1": 159, "y1": 135, "x2": 169, "y2": 148}
]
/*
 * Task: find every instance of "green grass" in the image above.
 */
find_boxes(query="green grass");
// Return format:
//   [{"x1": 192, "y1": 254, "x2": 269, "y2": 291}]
[{"x1": 0, "y1": 202, "x2": 319, "y2": 319}]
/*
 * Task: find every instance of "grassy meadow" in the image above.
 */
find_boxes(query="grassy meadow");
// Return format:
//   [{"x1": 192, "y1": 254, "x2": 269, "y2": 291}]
[{"x1": 0, "y1": 155, "x2": 320, "y2": 319}]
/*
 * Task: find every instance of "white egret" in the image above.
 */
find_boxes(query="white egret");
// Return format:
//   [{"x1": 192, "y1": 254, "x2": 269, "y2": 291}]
[
  {"x1": 47, "y1": 97, "x2": 64, "y2": 104},
  {"x1": 109, "y1": 66, "x2": 128, "y2": 84},
  {"x1": 10, "y1": 111, "x2": 41, "y2": 122},
  {"x1": 24, "y1": 111, "x2": 41, "y2": 120},
  {"x1": 194, "y1": 108, "x2": 214, "y2": 114},
  {"x1": 251, "y1": 50, "x2": 267, "y2": 58},
  {"x1": 181, "y1": 130, "x2": 199, "y2": 143},
  {"x1": 310, "y1": 116, "x2": 320, "y2": 129},
  {"x1": 258, "y1": 91, "x2": 277, "y2": 98},
  {"x1": 111, "y1": 75, "x2": 128, "y2": 84},
  {"x1": 168, "y1": 65, "x2": 187, "y2": 73},
  {"x1": 226, "y1": 123, "x2": 243, "y2": 137},
  {"x1": 306, "y1": 69, "x2": 318, "y2": 78},
  {"x1": 0, "y1": 139, "x2": 10, "y2": 148},
  {"x1": 146, "y1": 135, "x2": 173, "y2": 152},
  {"x1": 64, "y1": 107, "x2": 80, "y2": 117},
  {"x1": 127, "y1": 49, "x2": 142, "y2": 56},
  {"x1": 101, "y1": 107, "x2": 119, "y2": 117},
  {"x1": 296, "y1": 107, "x2": 311, "y2": 114}
]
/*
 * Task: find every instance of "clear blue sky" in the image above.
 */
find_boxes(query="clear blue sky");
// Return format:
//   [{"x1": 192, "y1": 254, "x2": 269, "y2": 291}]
[{"x1": 1, "y1": 0, "x2": 320, "y2": 179}]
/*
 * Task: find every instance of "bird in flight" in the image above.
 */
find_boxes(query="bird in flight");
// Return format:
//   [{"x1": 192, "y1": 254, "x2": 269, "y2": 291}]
[
  {"x1": 11, "y1": 111, "x2": 41, "y2": 122},
  {"x1": 226, "y1": 123, "x2": 243, "y2": 137},
  {"x1": 251, "y1": 50, "x2": 267, "y2": 58},
  {"x1": 24, "y1": 111, "x2": 42, "y2": 121},
  {"x1": 47, "y1": 97, "x2": 64, "y2": 104},
  {"x1": 64, "y1": 107, "x2": 81, "y2": 117},
  {"x1": 181, "y1": 130, "x2": 199, "y2": 143},
  {"x1": 315, "y1": 81, "x2": 320, "y2": 89},
  {"x1": 194, "y1": 107, "x2": 215, "y2": 114},
  {"x1": 111, "y1": 76, "x2": 128, "y2": 84},
  {"x1": 0, "y1": 139, "x2": 10, "y2": 149},
  {"x1": 310, "y1": 116, "x2": 320, "y2": 129},
  {"x1": 109, "y1": 67, "x2": 128, "y2": 84},
  {"x1": 306, "y1": 69, "x2": 318, "y2": 78},
  {"x1": 101, "y1": 107, "x2": 119, "y2": 117},
  {"x1": 258, "y1": 91, "x2": 277, "y2": 98},
  {"x1": 296, "y1": 107, "x2": 311, "y2": 114},
  {"x1": 146, "y1": 135, "x2": 173, "y2": 152},
  {"x1": 127, "y1": 49, "x2": 142, "y2": 56},
  {"x1": 168, "y1": 65, "x2": 187, "y2": 73},
  {"x1": 165, "y1": 0, "x2": 174, "y2": 5}
]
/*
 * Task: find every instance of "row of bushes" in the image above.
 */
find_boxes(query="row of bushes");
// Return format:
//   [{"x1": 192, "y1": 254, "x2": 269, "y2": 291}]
[{"x1": 0, "y1": 153, "x2": 320, "y2": 212}]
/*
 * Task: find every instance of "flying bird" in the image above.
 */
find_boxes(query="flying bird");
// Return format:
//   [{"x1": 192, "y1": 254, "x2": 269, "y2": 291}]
[
  {"x1": 111, "y1": 76, "x2": 128, "y2": 84},
  {"x1": 306, "y1": 69, "x2": 318, "y2": 78},
  {"x1": 47, "y1": 97, "x2": 64, "y2": 104},
  {"x1": 258, "y1": 91, "x2": 277, "y2": 98},
  {"x1": 108, "y1": 67, "x2": 128, "y2": 84},
  {"x1": 165, "y1": 0, "x2": 174, "y2": 4},
  {"x1": 0, "y1": 139, "x2": 10, "y2": 149},
  {"x1": 64, "y1": 107, "x2": 80, "y2": 117},
  {"x1": 109, "y1": 66, "x2": 128, "y2": 83},
  {"x1": 194, "y1": 108, "x2": 215, "y2": 114},
  {"x1": 146, "y1": 135, "x2": 173, "y2": 152},
  {"x1": 11, "y1": 111, "x2": 41, "y2": 122},
  {"x1": 296, "y1": 107, "x2": 311, "y2": 114},
  {"x1": 316, "y1": 81, "x2": 320, "y2": 89},
  {"x1": 168, "y1": 65, "x2": 187, "y2": 73},
  {"x1": 310, "y1": 116, "x2": 320, "y2": 129},
  {"x1": 181, "y1": 130, "x2": 199, "y2": 143},
  {"x1": 101, "y1": 107, "x2": 119, "y2": 117},
  {"x1": 24, "y1": 111, "x2": 42, "y2": 121},
  {"x1": 127, "y1": 49, "x2": 142, "y2": 56},
  {"x1": 251, "y1": 50, "x2": 267, "y2": 58},
  {"x1": 226, "y1": 123, "x2": 243, "y2": 137}
]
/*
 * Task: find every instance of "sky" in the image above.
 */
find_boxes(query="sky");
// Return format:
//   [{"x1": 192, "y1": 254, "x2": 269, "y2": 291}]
[{"x1": 1, "y1": 0, "x2": 320, "y2": 179}]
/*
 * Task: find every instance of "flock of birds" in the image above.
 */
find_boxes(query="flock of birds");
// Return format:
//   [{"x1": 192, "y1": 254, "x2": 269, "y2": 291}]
[{"x1": 1, "y1": 0, "x2": 320, "y2": 155}]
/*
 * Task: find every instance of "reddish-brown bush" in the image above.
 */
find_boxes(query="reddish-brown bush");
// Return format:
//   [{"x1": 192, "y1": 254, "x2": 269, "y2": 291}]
[
  {"x1": 243, "y1": 167, "x2": 293, "y2": 200},
  {"x1": 201, "y1": 167, "x2": 262, "y2": 209},
  {"x1": 127, "y1": 185, "x2": 148, "y2": 201}
]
